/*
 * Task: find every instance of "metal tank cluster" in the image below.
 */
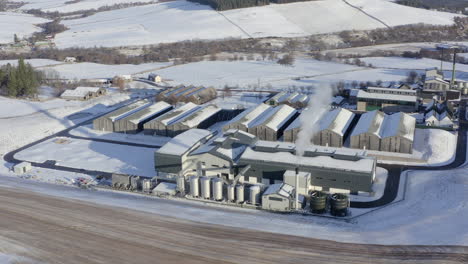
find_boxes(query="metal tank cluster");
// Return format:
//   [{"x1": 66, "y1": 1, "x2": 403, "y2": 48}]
[
  {"x1": 180, "y1": 176, "x2": 262, "y2": 206},
  {"x1": 309, "y1": 191, "x2": 349, "y2": 217}
]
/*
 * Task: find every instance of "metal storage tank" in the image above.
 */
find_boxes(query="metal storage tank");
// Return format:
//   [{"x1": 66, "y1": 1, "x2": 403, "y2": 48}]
[
  {"x1": 130, "y1": 176, "x2": 141, "y2": 191},
  {"x1": 227, "y1": 184, "x2": 235, "y2": 202},
  {"x1": 310, "y1": 191, "x2": 327, "y2": 214},
  {"x1": 142, "y1": 179, "x2": 154, "y2": 193},
  {"x1": 190, "y1": 176, "x2": 199, "y2": 197},
  {"x1": 212, "y1": 178, "x2": 223, "y2": 201},
  {"x1": 249, "y1": 185, "x2": 261, "y2": 205},
  {"x1": 330, "y1": 193, "x2": 349, "y2": 217},
  {"x1": 236, "y1": 184, "x2": 245, "y2": 203},
  {"x1": 176, "y1": 177, "x2": 186, "y2": 194},
  {"x1": 201, "y1": 177, "x2": 211, "y2": 199}
]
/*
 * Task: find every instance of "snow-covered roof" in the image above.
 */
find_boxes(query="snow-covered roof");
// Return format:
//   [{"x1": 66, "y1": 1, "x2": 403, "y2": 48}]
[
  {"x1": 351, "y1": 110, "x2": 385, "y2": 137},
  {"x1": 262, "y1": 105, "x2": 297, "y2": 131},
  {"x1": 289, "y1": 93, "x2": 309, "y2": 104},
  {"x1": 240, "y1": 148, "x2": 375, "y2": 174},
  {"x1": 156, "y1": 129, "x2": 212, "y2": 156},
  {"x1": 125, "y1": 101, "x2": 172, "y2": 125},
  {"x1": 103, "y1": 99, "x2": 152, "y2": 122},
  {"x1": 178, "y1": 104, "x2": 221, "y2": 128},
  {"x1": 248, "y1": 106, "x2": 280, "y2": 128},
  {"x1": 153, "y1": 182, "x2": 177, "y2": 195},
  {"x1": 367, "y1": 87, "x2": 417, "y2": 95},
  {"x1": 284, "y1": 116, "x2": 301, "y2": 132},
  {"x1": 349, "y1": 89, "x2": 359, "y2": 97},
  {"x1": 236, "y1": 104, "x2": 272, "y2": 127},
  {"x1": 357, "y1": 90, "x2": 417, "y2": 103},
  {"x1": 380, "y1": 112, "x2": 415, "y2": 141},
  {"x1": 425, "y1": 76, "x2": 449, "y2": 84},
  {"x1": 318, "y1": 108, "x2": 355, "y2": 136},
  {"x1": 332, "y1": 96, "x2": 345, "y2": 105},
  {"x1": 61, "y1": 86, "x2": 102, "y2": 98},
  {"x1": 150, "y1": 102, "x2": 201, "y2": 126},
  {"x1": 263, "y1": 183, "x2": 294, "y2": 198}
]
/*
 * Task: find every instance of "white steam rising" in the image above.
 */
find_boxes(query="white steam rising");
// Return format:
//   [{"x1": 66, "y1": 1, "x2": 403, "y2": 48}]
[{"x1": 295, "y1": 85, "x2": 333, "y2": 157}]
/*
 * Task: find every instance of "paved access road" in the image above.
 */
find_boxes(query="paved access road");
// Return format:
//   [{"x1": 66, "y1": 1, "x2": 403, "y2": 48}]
[{"x1": 1, "y1": 187, "x2": 467, "y2": 264}]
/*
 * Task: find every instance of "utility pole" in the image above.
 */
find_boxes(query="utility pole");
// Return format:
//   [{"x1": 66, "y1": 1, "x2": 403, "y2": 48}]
[{"x1": 295, "y1": 167, "x2": 299, "y2": 210}]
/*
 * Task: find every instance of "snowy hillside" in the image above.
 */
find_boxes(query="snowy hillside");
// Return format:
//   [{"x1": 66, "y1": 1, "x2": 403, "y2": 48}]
[
  {"x1": 0, "y1": 12, "x2": 48, "y2": 44},
  {"x1": 51, "y1": 0, "x2": 462, "y2": 48},
  {"x1": 16, "y1": 0, "x2": 157, "y2": 13}
]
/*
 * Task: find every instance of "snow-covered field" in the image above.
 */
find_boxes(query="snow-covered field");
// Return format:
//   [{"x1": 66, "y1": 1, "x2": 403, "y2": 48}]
[
  {"x1": 1, "y1": 150, "x2": 466, "y2": 246},
  {"x1": 51, "y1": 0, "x2": 462, "y2": 48},
  {"x1": 39, "y1": 61, "x2": 171, "y2": 79},
  {"x1": 361, "y1": 57, "x2": 468, "y2": 72},
  {"x1": 0, "y1": 93, "x2": 131, "y2": 155},
  {"x1": 0, "y1": 12, "x2": 48, "y2": 44},
  {"x1": 15, "y1": 137, "x2": 157, "y2": 177},
  {"x1": 0, "y1": 59, "x2": 63, "y2": 68},
  {"x1": 18, "y1": 0, "x2": 157, "y2": 13}
]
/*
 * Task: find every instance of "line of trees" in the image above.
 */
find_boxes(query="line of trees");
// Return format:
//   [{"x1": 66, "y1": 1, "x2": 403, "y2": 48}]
[
  {"x1": 187, "y1": 0, "x2": 313, "y2": 11},
  {"x1": 0, "y1": 59, "x2": 42, "y2": 97}
]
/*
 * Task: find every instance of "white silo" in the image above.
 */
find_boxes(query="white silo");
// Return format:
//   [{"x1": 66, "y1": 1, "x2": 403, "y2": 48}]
[
  {"x1": 212, "y1": 178, "x2": 223, "y2": 201},
  {"x1": 201, "y1": 176, "x2": 211, "y2": 199},
  {"x1": 176, "y1": 177, "x2": 186, "y2": 194},
  {"x1": 227, "y1": 184, "x2": 235, "y2": 202},
  {"x1": 236, "y1": 184, "x2": 244, "y2": 203},
  {"x1": 249, "y1": 185, "x2": 261, "y2": 205},
  {"x1": 190, "y1": 176, "x2": 199, "y2": 197}
]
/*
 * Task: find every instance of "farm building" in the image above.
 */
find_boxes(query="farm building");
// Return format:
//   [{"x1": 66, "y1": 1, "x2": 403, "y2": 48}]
[
  {"x1": 261, "y1": 183, "x2": 304, "y2": 212},
  {"x1": 148, "y1": 73, "x2": 162, "y2": 83},
  {"x1": 113, "y1": 101, "x2": 172, "y2": 134},
  {"x1": 312, "y1": 108, "x2": 355, "y2": 148},
  {"x1": 157, "y1": 85, "x2": 217, "y2": 104},
  {"x1": 154, "y1": 129, "x2": 213, "y2": 174},
  {"x1": 350, "y1": 110, "x2": 385, "y2": 151},
  {"x1": 93, "y1": 99, "x2": 152, "y2": 132},
  {"x1": 357, "y1": 89, "x2": 419, "y2": 112},
  {"x1": 223, "y1": 104, "x2": 272, "y2": 132},
  {"x1": 166, "y1": 104, "x2": 222, "y2": 137},
  {"x1": 251, "y1": 104, "x2": 298, "y2": 141},
  {"x1": 350, "y1": 111, "x2": 416, "y2": 153},
  {"x1": 283, "y1": 117, "x2": 301, "y2": 143},
  {"x1": 380, "y1": 112, "x2": 416, "y2": 154},
  {"x1": 143, "y1": 102, "x2": 201, "y2": 136},
  {"x1": 61, "y1": 86, "x2": 106, "y2": 101}
]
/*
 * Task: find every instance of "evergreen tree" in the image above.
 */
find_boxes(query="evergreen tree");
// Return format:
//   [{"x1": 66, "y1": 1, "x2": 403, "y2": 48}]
[
  {"x1": 14, "y1": 34, "x2": 19, "y2": 43},
  {"x1": 6, "y1": 67, "x2": 18, "y2": 97}
]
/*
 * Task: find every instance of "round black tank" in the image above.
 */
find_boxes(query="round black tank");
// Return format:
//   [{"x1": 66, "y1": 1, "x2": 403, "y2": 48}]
[
  {"x1": 330, "y1": 193, "x2": 349, "y2": 217},
  {"x1": 309, "y1": 191, "x2": 327, "y2": 214}
]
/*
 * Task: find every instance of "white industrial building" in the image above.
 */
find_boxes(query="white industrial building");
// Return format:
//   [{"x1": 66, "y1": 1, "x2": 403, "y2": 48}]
[
  {"x1": 261, "y1": 183, "x2": 305, "y2": 212},
  {"x1": 249, "y1": 104, "x2": 298, "y2": 141},
  {"x1": 313, "y1": 108, "x2": 355, "y2": 148},
  {"x1": 93, "y1": 99, "x2": 152, "y2": 132},
  {"x1": 350, "y1": 111, "x2": 416, "y2": 154},
  {"x1": 356, "y1": 89, "x2": 419, "y2": 112},
  {"x1": 223, "y1": 104, "x2": 272, "y2": 132},
  {"x1": 113, "y1": 101, "x2": 172, "y2": 134},
  {"x1": 143, "y1": 103, "x2": 201, "y2": 136},
  {"x1": 166, "y1": 104, "x2": 222, "y2": 137},
  {"x1": 154, "y1": 129, "x2": 213, "y2": 174}
]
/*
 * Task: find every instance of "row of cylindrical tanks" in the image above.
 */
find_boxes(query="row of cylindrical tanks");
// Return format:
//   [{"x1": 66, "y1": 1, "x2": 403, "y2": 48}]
[
  {"x1": 178, "y1": 176, "x2": 262, "y2": 205},
  {"x1": 309, "y1": 191, "x2": 349, "y2": 217}
]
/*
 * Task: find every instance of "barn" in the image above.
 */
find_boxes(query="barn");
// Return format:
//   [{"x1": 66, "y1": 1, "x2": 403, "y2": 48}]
[
  {"x1": 113, "y1": 101, "x2": 172, "y2": 134},
  {"x1": 143, "y1": 102, "x2": 201, "y2": 136},
  {"x1": 93, "y1": 99, "x2": 152, "y2": 132},
  {"x1": 312, "y1": 108, "x2": 355, "y2": 148}
]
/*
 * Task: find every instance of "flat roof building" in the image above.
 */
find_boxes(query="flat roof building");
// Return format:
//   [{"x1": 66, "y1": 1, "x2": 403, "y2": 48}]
[{"x1": 357, "y1": 89, "x2": 419, "y2": 112}]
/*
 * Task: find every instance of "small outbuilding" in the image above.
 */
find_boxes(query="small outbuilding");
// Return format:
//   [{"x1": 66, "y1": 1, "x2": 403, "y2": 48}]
[
  {"x1": 14, "y1": 161, "x2": 32, "y2": 174},
  {"x1": 261, "y1": 183, "x2": 304, "y2": 212}
]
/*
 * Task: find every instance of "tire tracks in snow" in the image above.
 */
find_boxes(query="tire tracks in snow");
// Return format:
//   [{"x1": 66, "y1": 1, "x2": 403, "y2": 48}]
[{"x1": 342, "y1": 0, "x2": 391, "y2": 29}]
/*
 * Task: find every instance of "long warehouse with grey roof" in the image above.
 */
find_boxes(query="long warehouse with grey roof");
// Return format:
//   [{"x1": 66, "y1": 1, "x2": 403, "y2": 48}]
[
  {"x1": 93, "y1": 99, "x2": 152, "y2": 132},
  {"x1": 312, "y1": 108, "x2": 355, "y2": 148},
  {"x1": 113, "y1": 101, "x2": 172, "y2": 134},
  {"x1": 143, "y1": 102, "x2": 201, "y2": 136},
  {"x1": 166, "y1": 104, "x2": 222, "y2": 137}
]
